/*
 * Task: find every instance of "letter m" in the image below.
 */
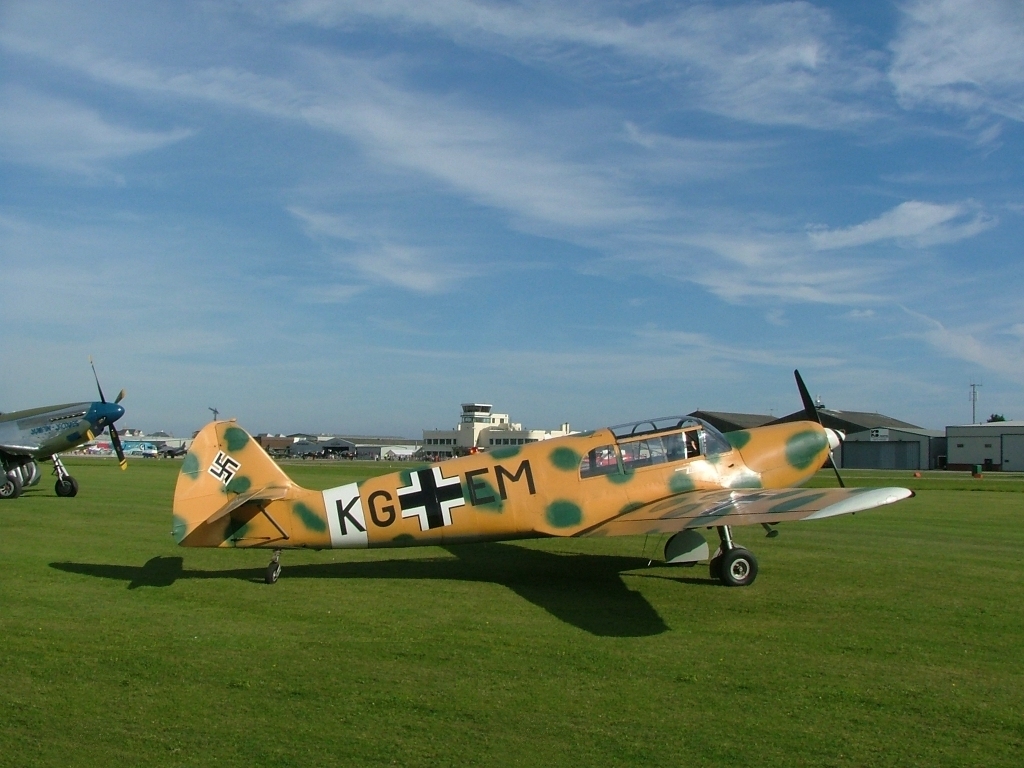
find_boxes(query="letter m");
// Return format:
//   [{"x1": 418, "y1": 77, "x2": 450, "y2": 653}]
[{"x1": 496, "y1": 460, "x2": 535, "y2": 500}]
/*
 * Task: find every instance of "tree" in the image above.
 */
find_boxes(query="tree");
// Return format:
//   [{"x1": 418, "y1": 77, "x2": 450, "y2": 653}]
[{"x1": 987, "y1": 414, "x2": 1007, "y2": 422}]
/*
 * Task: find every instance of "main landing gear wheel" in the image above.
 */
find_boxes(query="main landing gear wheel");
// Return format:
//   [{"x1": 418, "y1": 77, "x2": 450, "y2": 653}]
[
  {"x1": 719, "y1": 547, "x2": 758, "y2": 587},
  {"x1": 55, "y1": 477, "x2": 79, "y2": 497},
  {"x1": 1, "y1": 473, "x2": 22, "y2": 500},
  {"x1": 265, "y1": 551, "x2": 282, "y2": 584}
]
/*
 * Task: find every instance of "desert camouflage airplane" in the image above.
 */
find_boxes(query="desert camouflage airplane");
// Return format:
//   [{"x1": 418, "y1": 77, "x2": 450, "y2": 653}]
[{"x1": 173, "y1": 372, "x2": 913, "y2": 586}]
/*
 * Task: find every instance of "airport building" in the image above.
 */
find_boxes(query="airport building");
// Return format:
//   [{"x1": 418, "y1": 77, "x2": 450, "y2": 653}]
[
  {"x1": 841, "y1": 427, "x2": 946, "y2": 471},
  {"x1": 945, "y1": 422, "x2": 1024, "y2": 472},
  {"x1": 422, "y1": 403, "x2": 573, "y2": 458}
]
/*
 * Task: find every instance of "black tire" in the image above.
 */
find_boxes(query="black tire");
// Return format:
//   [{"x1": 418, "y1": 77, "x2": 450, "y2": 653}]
[
  {"x1": 1, "y1": 473, "x2": 22, "y2": 500},
  {"x1": 719, "y1": 547, "x2": 758, "y2": 587},
  {"x1": 265, "y1": 561, "x2": 281, "y2": 584},
  {"x1": 55, "y1": 477, "x2": 79, "y2": 498}
]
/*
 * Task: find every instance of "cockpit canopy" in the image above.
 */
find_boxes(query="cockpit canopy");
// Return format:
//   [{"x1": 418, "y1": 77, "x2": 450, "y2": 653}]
[{"x1": 580, "y1": 416, "x2": 733, "y2": 478}]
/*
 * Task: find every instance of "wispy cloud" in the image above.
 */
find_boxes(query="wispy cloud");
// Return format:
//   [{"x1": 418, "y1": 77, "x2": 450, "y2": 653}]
[
  {"x1": 905, "y1": 307, "x2": 1024, "y2": 382},
  {"x1": 1, "y1": 31, "x2": 651, "y2": 229},
  {"x1": 0, "y1": 86, "x2": 191, "y2": 176},
  {"x1": 633, "y1": 327, "x2": 843, "y2": 369},
  {"x1": 289, "y1": 206, "x2": 474, "y2": 293},
  {"x1": 890, "y1": 0, "x2": 1024, "y2": 122},
  {"x1": 808, "y1": 200, "x2": 995, "y2": 250},
  {"x1": 280, "y1": 0, "x2": 887, "y2": 128}
]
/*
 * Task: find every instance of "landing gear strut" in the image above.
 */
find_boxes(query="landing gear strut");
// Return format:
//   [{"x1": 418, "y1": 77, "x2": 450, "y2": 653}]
[
  {"x1": 52, "y1": 455, "x2": 79, "y2": 498},
  {"x1": 265, "y1": 550, "x2": 282, "y2": 584},
  {"x1": 710, "y1": 525, "x2": 758, "y2": 587}
]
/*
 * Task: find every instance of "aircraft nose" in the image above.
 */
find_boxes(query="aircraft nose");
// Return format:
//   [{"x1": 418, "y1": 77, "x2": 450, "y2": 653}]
[
  {"x1": 825, "y1": 428, "x2": 844, "y2": 452},
  {"x1": 111, "y1": 403, "x2": 125, "y2": 423}
]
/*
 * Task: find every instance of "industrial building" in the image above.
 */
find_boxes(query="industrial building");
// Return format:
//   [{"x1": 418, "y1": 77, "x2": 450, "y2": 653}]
[
  {"x1": 946, "y1": 422, "x2": 1024, "y2": 472},
  {"x1": 841, "y1": 427, "x2": 946, "y2": 471},
  {"x1": 422, "y1": 403, "x2": 572, "y2": 458}
]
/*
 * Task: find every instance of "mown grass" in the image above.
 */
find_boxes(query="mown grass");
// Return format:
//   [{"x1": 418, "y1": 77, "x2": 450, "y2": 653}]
[{"x1": 1, "y1": 459, "x2": 1022, "y2": 767}]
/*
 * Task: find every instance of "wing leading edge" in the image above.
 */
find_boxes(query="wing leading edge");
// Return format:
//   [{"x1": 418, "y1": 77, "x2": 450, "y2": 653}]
[{"x1": 580, "y1": 486, "x2": 914, "y2": 538}]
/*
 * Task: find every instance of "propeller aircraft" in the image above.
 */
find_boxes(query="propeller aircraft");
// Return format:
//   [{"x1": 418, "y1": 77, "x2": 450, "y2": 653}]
[
  {"x1": 0, "y1": 359, "x2": 127, "y2": 499},
  {"x1": 172, "y1": 371, "x2": 913, "y2": 586}
]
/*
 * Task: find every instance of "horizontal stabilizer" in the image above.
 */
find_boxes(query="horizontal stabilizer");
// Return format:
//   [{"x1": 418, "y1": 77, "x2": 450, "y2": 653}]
[{"x1": 203, "y1": 484, "x2": 292, "y2": 524}]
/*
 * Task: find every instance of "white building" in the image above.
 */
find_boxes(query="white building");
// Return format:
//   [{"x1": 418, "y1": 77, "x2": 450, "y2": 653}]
[
  {"x1": 422, "y1": 403, "x2": 572, "y2": 457},
  {"x1": 946, "y1": 421, "x2": 1024, "y2": 471}
]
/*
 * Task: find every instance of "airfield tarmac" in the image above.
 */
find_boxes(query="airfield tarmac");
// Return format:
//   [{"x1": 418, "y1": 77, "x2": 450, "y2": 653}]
[{"x1": 1, "y1": 459, "x2": 1022, "y2": 767}]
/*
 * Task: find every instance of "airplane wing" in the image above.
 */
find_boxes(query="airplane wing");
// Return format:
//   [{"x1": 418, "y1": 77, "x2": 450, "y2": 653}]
[
  {"x1": 0, "y1": 442, "x2": 36, "y2": 455},
  {"x1": 580, "y1": 486, "x2": 914, "y2": 538}
]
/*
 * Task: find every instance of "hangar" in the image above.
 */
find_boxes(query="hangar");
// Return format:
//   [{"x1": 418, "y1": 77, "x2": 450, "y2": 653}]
[
  {"x1": 841, "y1": 427, "x2": 946, "y2": 471},
  {"x1": 946, "y1": 422, "x2": 1024, "y2": 472}
]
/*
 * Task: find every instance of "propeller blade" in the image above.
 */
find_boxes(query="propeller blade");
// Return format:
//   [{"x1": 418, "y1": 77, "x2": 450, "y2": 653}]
[
  {"x1": 828, "y1": 448, "x2": 845, "y2": 487},
  {"x1": 115, "y1": 388, "x2": 126, "y2": 404},
  {"x1": 109, "y1": 425, "x2": 127, "y2": 471},
  {"x1": 89, "y1": 356, "x2": 107, "y2": 403},
  {"x1": 795, "y1": 369, "x2": 846, "y2": 487},
  {"x1": 794, "y1": 369, "x2": 819, "y2": 424}
]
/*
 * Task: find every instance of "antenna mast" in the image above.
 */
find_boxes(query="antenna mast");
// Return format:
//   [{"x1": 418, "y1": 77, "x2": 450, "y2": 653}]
[{"x1": 969, "y1": 383, "x2": 981, "y2": 424}]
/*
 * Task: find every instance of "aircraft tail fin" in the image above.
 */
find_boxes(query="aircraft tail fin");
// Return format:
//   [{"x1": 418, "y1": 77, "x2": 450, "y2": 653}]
[{"x1": 172, "y1": 420, "x2": 301, "y2": 547}]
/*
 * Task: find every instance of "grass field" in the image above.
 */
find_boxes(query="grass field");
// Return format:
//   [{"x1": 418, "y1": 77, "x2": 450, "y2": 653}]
[{"x1": 2, "y1": 458, "x2": 1022, "y2": 767}]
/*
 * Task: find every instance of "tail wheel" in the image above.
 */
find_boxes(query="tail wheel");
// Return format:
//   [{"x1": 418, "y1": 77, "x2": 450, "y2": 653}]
[
  {"x1": 719, "y1": 547, "x2": 758, "y2": 587},
  {"x1": 265, "y1": 561, "x2": 282, "y2": 584},
  {"x1": 1, "y1": 473, "x2": 22, "y2": 500},
  {"x1": 55, "y1": 477, "x2": 79, "y2": 497}
]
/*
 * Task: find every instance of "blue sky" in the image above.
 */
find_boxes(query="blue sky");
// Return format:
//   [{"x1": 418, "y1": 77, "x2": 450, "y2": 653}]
[{"x1": 2, "y1": 0, "x2": 1023, "y2": 437}]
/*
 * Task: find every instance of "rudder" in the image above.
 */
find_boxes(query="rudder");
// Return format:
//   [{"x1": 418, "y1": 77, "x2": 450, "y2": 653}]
[{"x1": 173, "y1": 420, "x2": 297, "y2": 546}]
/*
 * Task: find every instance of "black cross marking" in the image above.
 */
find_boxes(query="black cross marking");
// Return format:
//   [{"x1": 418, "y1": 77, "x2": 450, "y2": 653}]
[
  {"x1": 208, "y1": 451, "x2": 241, "y2": 485},
  {"x1": 398, "y1": 467, "x2": 465, "y2": 531}
]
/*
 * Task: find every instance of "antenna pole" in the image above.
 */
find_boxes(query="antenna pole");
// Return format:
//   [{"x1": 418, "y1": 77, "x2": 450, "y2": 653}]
[{"x1": 969, "y1": 383, "x2": 981, "y2": 424}]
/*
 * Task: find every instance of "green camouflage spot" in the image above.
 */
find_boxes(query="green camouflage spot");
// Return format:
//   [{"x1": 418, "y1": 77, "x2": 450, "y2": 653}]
[
  {"x1": 491, "y1": 446, "x2": 520, "y2": 460},
  {"x1": 464, "y1": 478, "x2": 503, "y2": 512},
  {"x1": 726, "y1": 430, "x2": 751, "y2": 450},
  {"x1": 171, "y1": 515, "x2": 188, "y2": 543},
  {"x1": 223, "y1": 427, "x2": 249, "y2": 451},
  {"x1": 607, "y1": 470, "x2": 633, "y2": 485},
  {"x1": 224, "y1": 518, "x2": 250, "y2": 545},
  {"x1": 399, "y1": 469, "x2": 413, "y2": 486},
  {"x1": 618, "y1": 501, "x2": 645, "y2": 515},
  {"x1": 546, "y1": 500, "x2": 582, "y2": 528},
  {"x1": 549, "y1": 447, "x2": 581, "y2": 471},
  {"x1": 669, "y1": 473, "x2": 696, "y2": 493},
  {"x1": 293, "y1": 502, "x2": 327, "y2": 533},
  {"x1": 181, "y1": 453, "x2": 200, "y2": 479},
  {"x1": 728, "y1": 473, "x2": 762, "y2": 489},
  {"x1": 224, "y1": 476, "x2": 251, "y2": 495},
  {"x1": 769, "y1": 492, "x2": 827, "y2": 514},
  {"x1": 786, "y1": 430, "x2": 828, "y2": 470},
  {"x1": 392, "y1": 533, "x2": 416, "y2": 544}
]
